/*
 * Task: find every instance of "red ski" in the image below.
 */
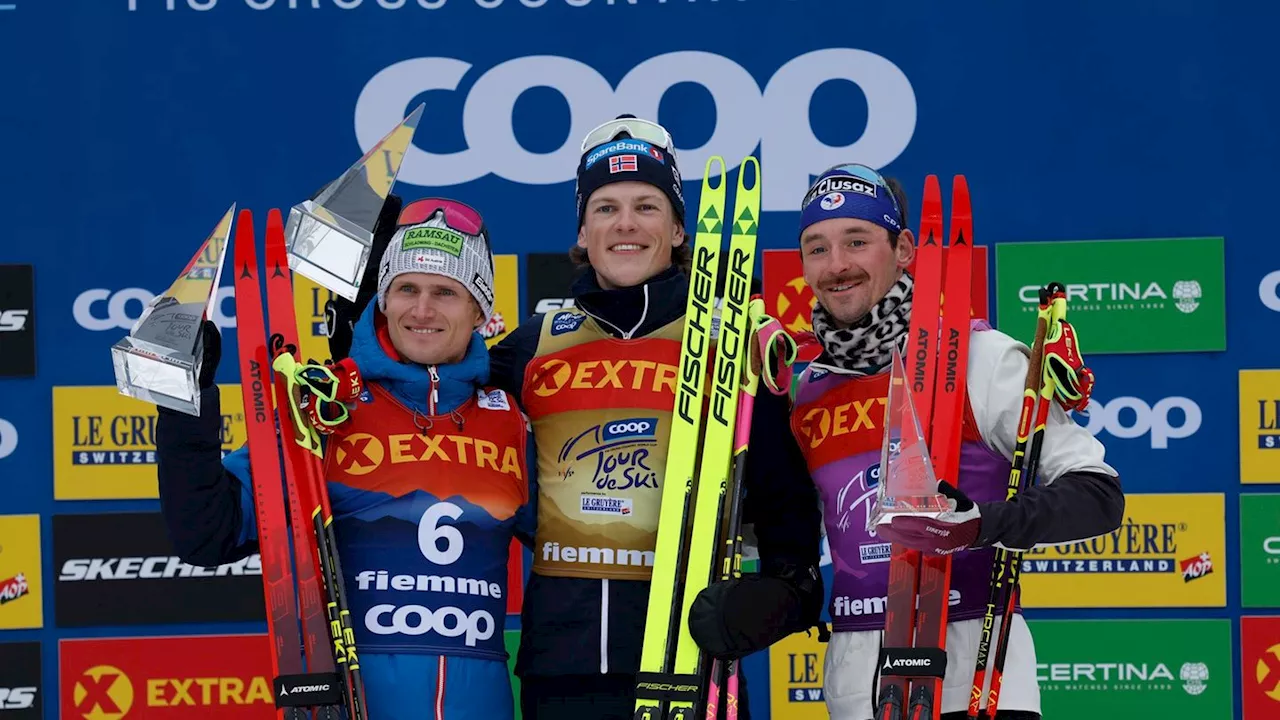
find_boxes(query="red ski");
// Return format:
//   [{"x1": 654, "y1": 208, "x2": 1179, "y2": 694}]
[
  {"x1": 876, "y1": 176, "x2": 974, "y2": 720},
  {"x1": 233, "y1": 209, "x2": 361, "y2": 718}
]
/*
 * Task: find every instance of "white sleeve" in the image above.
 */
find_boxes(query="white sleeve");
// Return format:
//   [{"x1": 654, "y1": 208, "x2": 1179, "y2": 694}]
[{"x1": 965, "y1": 327, "x2": 1116, "y2": 483}]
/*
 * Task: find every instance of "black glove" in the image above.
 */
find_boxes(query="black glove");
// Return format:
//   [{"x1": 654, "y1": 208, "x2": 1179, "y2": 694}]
[
  {"x1": 197, "y1": 319, "x2": 221, "y2": 389},
  {"x1": 688, "y1": 562, "x2": 824, "y2": 661}
]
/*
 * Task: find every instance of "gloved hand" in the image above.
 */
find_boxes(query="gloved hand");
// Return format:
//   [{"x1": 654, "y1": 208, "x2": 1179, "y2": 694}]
[
  {"x1": 197, "y1": 320, "x2": 221, "y2": 389},
  {"x1": 874, "y1": 481, "x2": 983, "y2": 555},
  {"x1": 688, "y1": 563, "x2": 823, "y2": 662}
]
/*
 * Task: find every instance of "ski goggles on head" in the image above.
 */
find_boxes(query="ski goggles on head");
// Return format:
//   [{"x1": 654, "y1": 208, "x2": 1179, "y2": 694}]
[
  {"x1": 800, "y1": 162, "x2": 904, "y2": 236},
  {"x1": 397, "y1": 197, "x2": 486, "y2": 237},
  {"x1": 580, "y1": 117, "x2": 675, "y2": 155}
]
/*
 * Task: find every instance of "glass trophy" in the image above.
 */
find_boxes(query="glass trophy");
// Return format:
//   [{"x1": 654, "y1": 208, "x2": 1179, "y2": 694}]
[
  {"x1": 110, "y1": 205, "x2": 234, "y2": 417},
  {"x1": 867, "y1": 345, "x2": 951, "y2": 532},
  {"x1": 285, "y1": 104, "x2": 424, "y2": 301}
]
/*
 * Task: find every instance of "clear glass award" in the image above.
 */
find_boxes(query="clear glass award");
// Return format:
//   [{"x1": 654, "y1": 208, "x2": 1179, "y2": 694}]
[
  {"x1": 867, "y1": 345, "x2": 950, "y2": 531},
  {"x1": 285, "y1": 104, "x2": 424, "y2": 301},
  {"x1": 111, "y1": 205, "x2": 234, "y2": 417}
]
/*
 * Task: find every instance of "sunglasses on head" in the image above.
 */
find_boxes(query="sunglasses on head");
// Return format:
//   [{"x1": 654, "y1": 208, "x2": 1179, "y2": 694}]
[
  {"x1": 398, "y1": 198, "x2": 486, "y2": 237},
  {"x1": 580, "y1": 117, "x2": 675, "y2": 155}
]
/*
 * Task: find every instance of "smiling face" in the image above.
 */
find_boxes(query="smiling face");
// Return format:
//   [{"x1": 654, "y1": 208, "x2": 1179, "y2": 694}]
[
  {"x1": 577, "y1": 181, "x2": 686, "y2": 289},
  {"x1": 381, "y1": 272, "x2": 484, "y2": 365},
  {"x1": 800, "y1": 217, "x2": 915, "y2": 327}
]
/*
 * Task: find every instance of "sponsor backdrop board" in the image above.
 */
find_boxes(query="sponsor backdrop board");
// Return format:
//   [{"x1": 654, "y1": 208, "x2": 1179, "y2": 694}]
[
  {"x1": 2, "y1": 3, "x2": 1278, "y2": 719},
  {"x1": 0, "y1": 641, "x2": 42, "y2": 719}
]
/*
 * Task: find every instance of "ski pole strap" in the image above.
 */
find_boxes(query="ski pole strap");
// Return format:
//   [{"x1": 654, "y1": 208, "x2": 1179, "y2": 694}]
[
  {"x1": 1039, "y1": 283, "x2": 1095, "y2": 413},
  {"x1": 747, "y1": 296, "x2": 797, "y2": 397}
]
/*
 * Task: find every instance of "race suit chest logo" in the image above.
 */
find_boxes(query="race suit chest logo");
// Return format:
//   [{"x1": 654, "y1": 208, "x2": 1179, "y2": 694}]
[
  {"x1": 560, "y1": 417, "x2": 660, "y2": 494},
  {"x1": 550, "y1": 311, "x2": 587, "y2": 336},
  {"x1": 333, "y1": 432, "x2": 522, "y2": 479},
  {"x1": 797, "y1": 397, "x2": 887, "y2": 451},
  {"x1": 358, "y1": 503, "x2": 501, "y2": 651}
]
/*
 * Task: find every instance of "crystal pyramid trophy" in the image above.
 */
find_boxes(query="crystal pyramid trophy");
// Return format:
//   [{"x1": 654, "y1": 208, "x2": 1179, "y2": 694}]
[
  {"x1": 285, "y1": 104, "x2": 424, "y2": 301},
  {"x1": 867, "y1": 345, "x2": 950, "y2": 531},
  {"x1": 111, "y1": 205, "x2": 234, "y2": 417}
]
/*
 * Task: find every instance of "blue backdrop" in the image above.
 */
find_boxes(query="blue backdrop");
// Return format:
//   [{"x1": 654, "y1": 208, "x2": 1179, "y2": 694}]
[{"x1": 2, "y1": 1, "x2": 1277, "y2": 718}]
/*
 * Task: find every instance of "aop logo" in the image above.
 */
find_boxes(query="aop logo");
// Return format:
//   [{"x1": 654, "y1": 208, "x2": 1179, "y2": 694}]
[
  {"x1": 1081, "y1": 396, "x2": 1202, "y2": 449},
  {"x1": 1261, "y1": 270, "x2": 1280, "y2": 312},
  {"x1": 355, "y1": 49, "x2": 916, "y2": 212},
  {"x1": 73, "y1": 287, "x2": 236, "y2": 331},
  {"x1": 0, "y1": 418, "x2": 16, "y2": 459}
]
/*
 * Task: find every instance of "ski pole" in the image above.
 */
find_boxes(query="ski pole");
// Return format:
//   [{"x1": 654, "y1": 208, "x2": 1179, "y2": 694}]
[
  {"x1": 704, "y1": 299, "x2": 797, "y2": 720},
  {"x1": 966, "y1": 283, "x2": 1057, "y2": 720},
  {"x1": 985, "y1": 283, "x2": 1093, "y2": 718}
]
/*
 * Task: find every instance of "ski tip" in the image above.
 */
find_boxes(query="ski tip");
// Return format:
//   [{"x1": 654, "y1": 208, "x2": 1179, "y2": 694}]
[
  {"x1": 266, "y1": 208, "x2": 287, "y2": 268},
  {"x1": 702, "y1": 156, "x2": 727, "y2": 189},
  {"x1": 234, "y1": 208, "x2": 256, "y2": 264},
  {"x1": 950, "y1": 175, "x2": 973, "y2": 245},
  {"x1": 921, "y1": 174, "x2": 943, "y2": 246}
]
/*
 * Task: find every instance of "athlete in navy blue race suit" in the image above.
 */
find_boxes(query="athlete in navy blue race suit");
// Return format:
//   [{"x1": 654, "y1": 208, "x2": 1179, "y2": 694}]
[
  {"x1": 154, "y1": 197, "x2": 537, "y2": 719},
  {"x1": 488, "y1": 116, "x2": 828, "y2": 719}
]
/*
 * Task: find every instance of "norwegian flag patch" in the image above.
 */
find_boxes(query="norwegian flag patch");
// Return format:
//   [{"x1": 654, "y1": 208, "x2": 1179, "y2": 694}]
[{"x1": 609, "y1": 154, "x2": 638, "y2": 174}]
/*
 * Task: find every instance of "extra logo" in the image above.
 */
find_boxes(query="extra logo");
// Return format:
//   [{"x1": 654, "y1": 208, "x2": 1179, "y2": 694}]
[
  {"x1": 528, "y1": 357, "x2": 677, "y2": 399},
  {"x1": 332, "y1": 432, "x2": 523, "y2": 479},
  {"x1": 558, "y1": 417, "x2": 659, "y2": 492},
  {"x1": 355, "y1": 49, "x2": 916, "y2": 212},
  {"x1": 796, "y1": 397, "x2": 887, "y2": 449},
  {"x1": 1080, "y1": 396, "x2": 1201, "y2": 449},
  {"x1": 73, "y1": 287, "x2": 236, "y2": 331},
  {"x1": 59, "y1": 635, "x2": 276, "y2": 718}
]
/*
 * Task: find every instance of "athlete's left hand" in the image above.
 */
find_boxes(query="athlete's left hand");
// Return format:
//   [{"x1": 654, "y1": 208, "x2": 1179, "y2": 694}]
[{"x1": 874, "y1": 481, "x2": 983, "y2": 555}]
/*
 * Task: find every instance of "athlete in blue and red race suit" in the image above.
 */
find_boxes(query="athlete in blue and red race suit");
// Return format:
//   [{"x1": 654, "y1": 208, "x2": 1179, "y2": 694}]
[{"x1": 154, "y1": 195, "x2": 536, "y2": 719}]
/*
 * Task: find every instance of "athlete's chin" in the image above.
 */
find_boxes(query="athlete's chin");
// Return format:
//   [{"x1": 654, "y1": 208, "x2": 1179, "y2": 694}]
[
  {"x1": 595, "y1": 256, "x2": 664, "y2": 289},
  {"x1": 818, "y1": 293, "x2": 873, "y2": 328}
]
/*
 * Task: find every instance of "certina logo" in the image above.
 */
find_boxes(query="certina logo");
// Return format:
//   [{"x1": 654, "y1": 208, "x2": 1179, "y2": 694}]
[
  {"x1": 1018, "y1": 281, "x2": 1203, "y2": 314},
  {"x1": 355, "y1": 49, "x2": 916, "y2": 212},
  {"x1": 1080, "y1": 396, "x2": 1201, "y2": 449},
  {"x1": 1261, "y1": 270, "x2": 1280, "y2": 311},
  {"x1": 332, "y1": 432, "x2": 523, "y2": 478},
  {"x1": 529, "y1": 358, "x2": 677, "y2": 398},
  {"x1": 0, "y1": 417, "x2": 17, "y2": 459},
  {"x1": 59, "y1": 554, "x2": 262, "y2": 581},
  {"x1": 833, "y1": 590, "x2": 960, "y2": 617},
  {"x1": 73, "y1": 287, "x2": 236, "y2": 331}
]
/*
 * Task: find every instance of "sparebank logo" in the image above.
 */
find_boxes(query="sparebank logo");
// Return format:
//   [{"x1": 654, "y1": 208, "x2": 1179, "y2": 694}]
[
  {"x1": 1261, "y1": 270, "x2": 1280, "y2": 312},
  {"x1": 356, "y1": 49, "x2": 917, "y2": 212},
  {"x1": 73, "y1": 287, "x2": 235, "y2": 331},
  {"x1": 331, "y1": 432, "x2": 523, "y2": 479},
  {"x1": 1080, "y1": 396, "x2": 1201, "y2": 449},
  {"x1": 0, "y1": 418, "x2": 16, "y2": 460}
]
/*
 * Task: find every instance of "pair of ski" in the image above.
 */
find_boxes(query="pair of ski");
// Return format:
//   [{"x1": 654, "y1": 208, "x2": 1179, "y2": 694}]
[
  {"x1": 232, "y1": 208, "x2": 367, "y2": 720},
  {"x1": 634, "y1": 156, "x2": 792, "y2": 720},
  {"x1": 874, "y1": 175, "x2": 973, "y2": 720}
]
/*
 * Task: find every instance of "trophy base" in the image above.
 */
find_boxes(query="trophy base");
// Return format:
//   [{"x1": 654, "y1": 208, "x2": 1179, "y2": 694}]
[
  {"x1": 285, "y1": 201, "x2": 373, "y2": 302},
  {"x1": 111, "y1": 337, "x2": 201, "y2": 417},
  {"x1": 868, "y1": 493, "x2": 952, "y2": 530}
]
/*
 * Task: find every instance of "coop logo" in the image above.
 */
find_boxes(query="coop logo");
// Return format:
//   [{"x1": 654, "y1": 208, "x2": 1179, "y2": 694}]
[
  {"x1": 1261, "y1": 270, "x2": 1280, "y2": 312},
  {"x1": 356, "y1": 49, "x2": 916, "y2": 212},
  {"x1": 0, "y1": 418, "x2": 16, "y2": 460},
  {"x1": 602, "y1": 418, "x2": 657, "y2": 442},
  {"x1": 1080, "y1": 396, "x2": 1202, "y2": 449},
  {"x1": 331, "y1": 432, "x2": 524, "y2": 479},
  {"x1": 72, "y1": 287, "x2": 236, "y2": 331},
  {"x1": 550, "y1": 312, "x2": 587, "y2": 336}
]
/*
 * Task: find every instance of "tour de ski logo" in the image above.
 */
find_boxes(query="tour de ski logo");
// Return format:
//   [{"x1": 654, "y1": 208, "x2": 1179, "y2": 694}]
[{"x1": 558, "y1": 417, "x2": 660, "y2": 497}]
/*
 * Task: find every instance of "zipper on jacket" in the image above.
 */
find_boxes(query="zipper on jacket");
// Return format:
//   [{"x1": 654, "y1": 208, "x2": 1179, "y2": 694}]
[
  {"x1": 600, "y1": 578, "x2": 610, "y2": 674},
  {"x1": 582, "y1": 284, "x2": 651, "y2": 340},
  {"x1": 427, "y1": 365, "x2": 440, "y2": 416}
]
